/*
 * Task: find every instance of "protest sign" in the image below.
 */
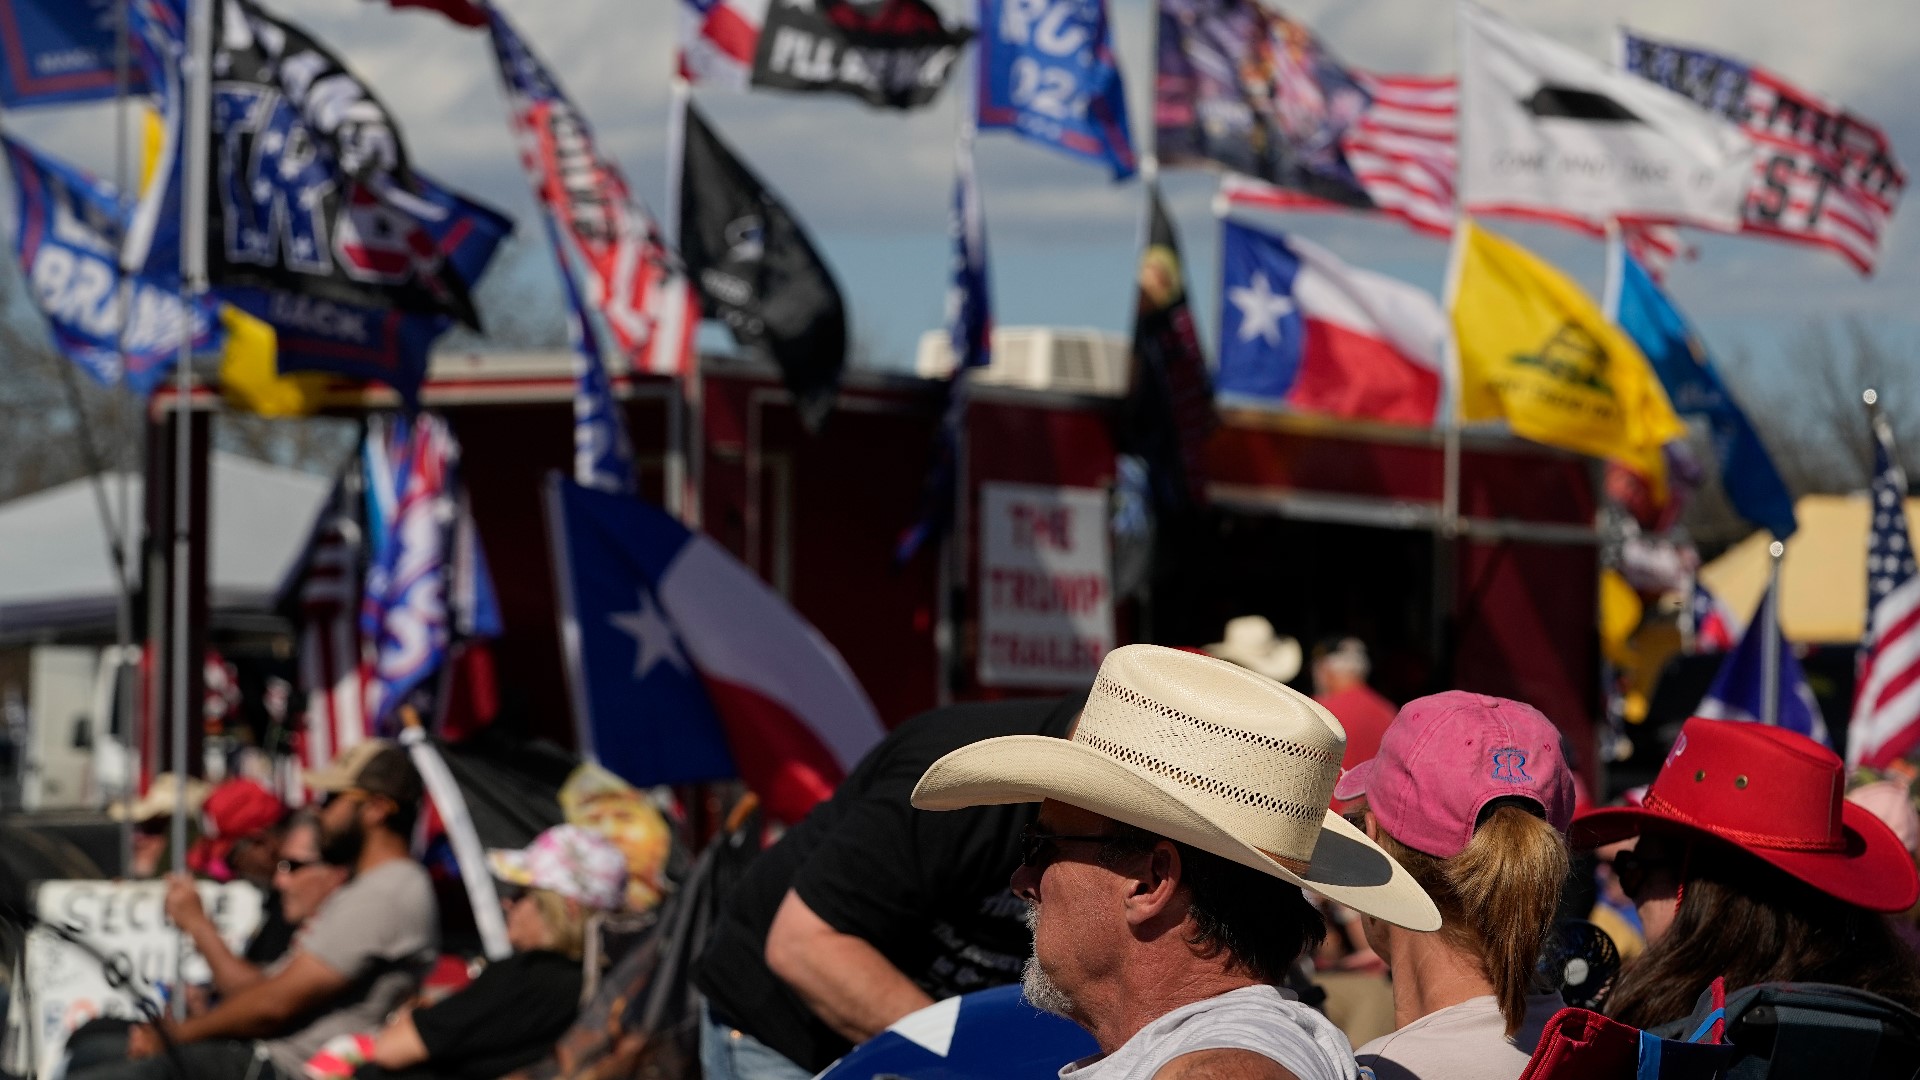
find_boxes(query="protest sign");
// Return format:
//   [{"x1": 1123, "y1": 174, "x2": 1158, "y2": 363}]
[
  {"x1": 21, "y1": 880, "x2": 262, "y2": 1076},
  {"x1": 978, "y1": 483, "x2": 1113, "y2": 688}
]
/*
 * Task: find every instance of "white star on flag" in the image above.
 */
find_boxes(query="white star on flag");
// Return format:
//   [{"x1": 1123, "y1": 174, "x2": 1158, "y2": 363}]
[
  {"x1": 608, "y1": 591, "x2": 690, "y2": 679},
  {"x1": 1228, "y1": 272, "x2": 1295, "y2": 346}
]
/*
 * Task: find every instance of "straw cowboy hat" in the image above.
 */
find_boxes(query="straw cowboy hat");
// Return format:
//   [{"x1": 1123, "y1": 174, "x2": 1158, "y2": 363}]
[
  {"x1": 912, "y1": 644, "x2": 1440, "y2": 930},
  {"x1": 1573, "y1": 717, "x2": 1919, "y2": 913},
  {"x1": 1202, "y1": 616, "x2": 1303, "y2": 683}
]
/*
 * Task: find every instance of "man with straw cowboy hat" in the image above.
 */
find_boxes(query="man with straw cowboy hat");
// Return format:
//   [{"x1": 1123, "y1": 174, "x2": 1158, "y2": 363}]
[{"x1": 913, "y1": 644, "x2": 1439, "y2": 1080}]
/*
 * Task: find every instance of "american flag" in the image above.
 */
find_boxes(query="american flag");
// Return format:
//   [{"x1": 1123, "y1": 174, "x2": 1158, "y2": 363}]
[
  {"x1": 1218, "y1": 73, "x2": 1690, "y2": 279},
  {"x1": 1849, "y1": 416, "x2": 1920, "y2": 767},
  {"x1": 288, "y1": 469, "x2": 370, "y2": 774},
  {"x1": 1688, "y1": 580, "x2": 1739, "y2": 653}
]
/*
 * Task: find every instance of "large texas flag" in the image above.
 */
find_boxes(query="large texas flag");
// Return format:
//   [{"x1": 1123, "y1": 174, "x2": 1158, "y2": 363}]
[
  {"x1": 545, "y1": 476, "x2": 884, "y2": 822},
  {"x1": 1216, "y1": 219, "x2": 1446, "y2": 427}
]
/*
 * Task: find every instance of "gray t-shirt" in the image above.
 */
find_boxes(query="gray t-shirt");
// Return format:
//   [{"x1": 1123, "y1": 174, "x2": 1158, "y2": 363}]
[
  {"x1": 1356, "y1": 994, "x2": 1563, "y2": 1080},
  {"x1": 1060, "y1": 985, "x2": 1355, "y2": 1080},
  {"x1": 264, "y1": 857, "x2": 439, "y2": 1076}
]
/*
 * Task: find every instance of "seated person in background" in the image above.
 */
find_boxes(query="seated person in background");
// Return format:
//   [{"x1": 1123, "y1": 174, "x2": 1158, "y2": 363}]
[
  {"x1": 166, "y1": 809, "x2": 349, "y2": 1001},
  {"x1": 312, "y1": 825, "x2": 630, "y2": 1080},
  {"x1": 73, "y1": 740, "x2": 439, "y2": 1080},
  {"x1": 110, "y1": 772, "x2": 210, "y2": 879},
  {"x1": 1575, "y1": 718, "x2": 1920, "y2": 1030},
  {"x1": 1333, "y1": 692, "x2": 1574, "y2": 1080}
]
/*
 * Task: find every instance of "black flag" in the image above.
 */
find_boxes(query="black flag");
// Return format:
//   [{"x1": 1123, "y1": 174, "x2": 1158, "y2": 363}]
[
  {"x1": 1118, "y1": 184, "x2": 1216, "y2": 513},
  {"x1": 751, "y1": 0, "x2": 971, "y2": 110},
  {"x1": 680, "y1": 102, "x2": 847, "y2": 426}
]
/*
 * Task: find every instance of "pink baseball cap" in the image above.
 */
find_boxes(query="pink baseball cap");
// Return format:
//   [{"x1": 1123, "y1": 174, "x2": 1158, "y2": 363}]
[
  {"x1": 1332, "y1": 691, "x2": 1574, "y2": 858},
  {"x1": 487, "y1": 825, "x2": 630, "y2": 911}
]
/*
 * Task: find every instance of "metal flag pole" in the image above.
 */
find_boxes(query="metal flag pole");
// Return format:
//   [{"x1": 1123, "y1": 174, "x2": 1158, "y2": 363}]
[
  {"x1": 169, "y1": 0, "x2": 213, "y2": 1017},
  {"x1": 1760, "y1": 539, "x2": 1784, "y2": 727},
  {"x1": 112, "y1": 0, "x2": 139, "y2": 878},
  {"x1": 663, "y1": 79, "x2": 700, "y2": 528}
]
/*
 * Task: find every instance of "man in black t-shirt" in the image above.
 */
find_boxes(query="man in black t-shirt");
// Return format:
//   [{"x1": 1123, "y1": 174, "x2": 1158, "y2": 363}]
[{"x1": 693, "y1": 692, "x2": 1085, "y2": 1078}]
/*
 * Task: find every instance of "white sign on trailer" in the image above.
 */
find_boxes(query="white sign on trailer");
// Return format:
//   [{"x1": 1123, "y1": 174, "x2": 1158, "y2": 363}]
[
  {"x1": 978, "y1": 483, "x2": 1113, "y2": 688},
  {"x1": 20, "y1": 879, "x2": 262, "y2": 1077}
]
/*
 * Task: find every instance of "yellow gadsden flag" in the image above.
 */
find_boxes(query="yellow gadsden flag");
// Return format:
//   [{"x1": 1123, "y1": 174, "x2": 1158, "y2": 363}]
[{"x1": 1451, "y1": 219, "x2": 1686, "y2": 497}]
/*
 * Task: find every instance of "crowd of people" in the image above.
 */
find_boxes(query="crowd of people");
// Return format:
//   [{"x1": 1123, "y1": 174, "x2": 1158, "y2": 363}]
[{"x1": 38, "y1": 632, "x2": 1920, "y2": 1080}]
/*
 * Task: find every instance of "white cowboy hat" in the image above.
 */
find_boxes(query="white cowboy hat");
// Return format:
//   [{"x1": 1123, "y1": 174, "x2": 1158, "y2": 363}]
[
  {"x1": 1202, "y1": 616, "x2": 1303, "y2": 683},
  {"x1": 912, "y1": 644, "x2": 1440, "y2": 930}
]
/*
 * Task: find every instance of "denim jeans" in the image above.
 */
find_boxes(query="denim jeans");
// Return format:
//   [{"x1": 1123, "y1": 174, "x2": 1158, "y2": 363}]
[{"x1": 699, "y1": 1002, "x2": 816, "y2": 1080}]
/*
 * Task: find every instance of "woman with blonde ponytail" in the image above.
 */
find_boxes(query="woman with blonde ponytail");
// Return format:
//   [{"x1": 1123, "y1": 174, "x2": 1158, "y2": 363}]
[{"x1": 1330, "y1": 692, "x2": 1575, "y2": 1080}]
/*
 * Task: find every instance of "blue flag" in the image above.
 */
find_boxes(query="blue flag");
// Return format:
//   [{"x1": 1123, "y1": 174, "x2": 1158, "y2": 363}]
[
  {"x1": 543, "y1": 477, "x2": 738, "y2": 787},
  {"x1": 977, "y1": 0, "x2": 1136, "y2": 179},
  {"x1": 1697, "y1": 584, "x2": 1828, "y2": 746},
  {"x1": 1613, "y1": 251, "x2": 1797, "y2": 539},
  {"x1": 0, "y1": 0, "x2": 148, "y2": 108},
  {"x1": 897, "y1": 135, "x2": 992, "y2": 563},
  {"x1": 3, "y1": 134, "x2": 221, "y2": 395}
]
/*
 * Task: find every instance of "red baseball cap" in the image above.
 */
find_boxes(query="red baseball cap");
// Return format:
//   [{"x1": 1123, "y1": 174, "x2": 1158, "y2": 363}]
[
  {"x1": 189, "y1": 779, "x2": 285, "y2": 880},
  {"x1": 1572, "y1": 717, "x2": 1919, "y2": 913},
  {"x1": 1333, "y1": 691, "x2": 1575, "y2": 858}
]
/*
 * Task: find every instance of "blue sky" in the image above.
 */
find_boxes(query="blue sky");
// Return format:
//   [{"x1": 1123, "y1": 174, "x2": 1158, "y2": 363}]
[{"x1": 11, "y1": 0, "x2": 1919, "y2": 409}]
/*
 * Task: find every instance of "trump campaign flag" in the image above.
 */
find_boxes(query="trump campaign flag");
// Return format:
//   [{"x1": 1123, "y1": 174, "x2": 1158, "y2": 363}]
[
  {"x1": 1217, "y1": 219, "x2": 1444, "y2": 426},
  {"x1": 3, "y1": 135, "x2": 220, "y2": 394},
  {"x1": 1611, "y1": 249, "x2": 1797, "y2": 539},
  {"x1": 1457, "y1": 3, "x2": 1754, "y2": 232},
  {"x1": 977, "y1": 0, "x2": 1136, "y2": 179},
  {"x1": 487, "y1": 6, "x2": 695, "y2": 379},
  {"x1": 1849, "y1": 416, "x2": 1920, "y2": 768},
  {"x1": 1623, "y1": 31, "x2": 1903, "y2": 275},
  {"x1": 1451, "y1": 219, "x2": 1687, "y2": 497},
  {"x1": 680, "y1": 103, "x2": 847, "y2": 427},
  {"x1": 1697, "y1": 583, "x2": 1829, "y2": 746},
  {"x1": 545, "y1": 477, "x2": 885, "y2": 822},
  {"x1": 0, "y1": 0, "x2": 147, "y2": 108}
]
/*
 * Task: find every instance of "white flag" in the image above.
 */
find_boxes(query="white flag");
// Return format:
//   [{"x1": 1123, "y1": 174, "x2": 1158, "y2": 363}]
[{"x1": 1457, "y1": 3, "x2": 1754, "y2": 231}]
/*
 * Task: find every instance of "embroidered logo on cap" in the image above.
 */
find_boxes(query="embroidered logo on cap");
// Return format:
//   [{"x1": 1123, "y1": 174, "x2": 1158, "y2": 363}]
[{"x1": 1491, "y1": 747, "x2": 1532, "y2": 783}]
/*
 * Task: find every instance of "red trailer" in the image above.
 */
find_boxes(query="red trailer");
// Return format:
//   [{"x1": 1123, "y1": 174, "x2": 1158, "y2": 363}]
[{"x1": 336, "y1": 350, "x2": 1602, "y2": 778}]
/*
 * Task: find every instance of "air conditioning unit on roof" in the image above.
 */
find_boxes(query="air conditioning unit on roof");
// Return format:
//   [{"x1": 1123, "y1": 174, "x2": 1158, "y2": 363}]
[{"x1": 915, "y1": 327, "x2": 1131, "y2": 396}]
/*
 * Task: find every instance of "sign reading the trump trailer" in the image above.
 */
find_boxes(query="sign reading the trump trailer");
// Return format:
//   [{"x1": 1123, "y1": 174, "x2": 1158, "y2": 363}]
[
  {"x1": 23, "y1": 880, "x2": 263, "y2": 1077},
  {"x1": 979, "y1": 483, "x2": 1112, "y2": 688}
]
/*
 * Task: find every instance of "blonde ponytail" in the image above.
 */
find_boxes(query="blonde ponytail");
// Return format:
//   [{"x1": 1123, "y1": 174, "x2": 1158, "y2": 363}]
[{"x1": 1377, "y1": 805, "x2": 1569, "y2": 1035}]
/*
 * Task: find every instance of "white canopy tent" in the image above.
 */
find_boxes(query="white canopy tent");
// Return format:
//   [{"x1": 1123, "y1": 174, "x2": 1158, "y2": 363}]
[{"x1": 0, "y1": 453, "x2": 331, "y2": 639}]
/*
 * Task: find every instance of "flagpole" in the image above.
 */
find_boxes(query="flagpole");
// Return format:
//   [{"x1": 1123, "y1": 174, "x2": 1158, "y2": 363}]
[
  {"x1": 111, "y1": 0, "x2": 141, "y2": 877},
  {"x1": 168, "y1": 0, "x2": 213, "y2": 1017},
  {"x1": 664, "y1": 79, "x2": 702, "y2": 528},
  {"x1": 1761, "y1": 539, "x2": 1784, "y2": 727}
]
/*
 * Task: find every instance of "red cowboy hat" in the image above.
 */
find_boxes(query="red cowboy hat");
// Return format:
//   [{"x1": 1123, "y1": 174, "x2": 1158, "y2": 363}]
[{"x1": 1572, "y1": 717, "x2": 1919, "y2": 913}]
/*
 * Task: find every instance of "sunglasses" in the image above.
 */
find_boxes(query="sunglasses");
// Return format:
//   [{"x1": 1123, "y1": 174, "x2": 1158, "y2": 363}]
[
  {"x1": 276, "y1": 857, "x2": 320, "y2": 876},
  {"x1": 1609, "y1": 847, "x2": 1678, "y2": 898},
  {"x1": 1019, "y1": 824, "x2": 1136, "y2": 869}
]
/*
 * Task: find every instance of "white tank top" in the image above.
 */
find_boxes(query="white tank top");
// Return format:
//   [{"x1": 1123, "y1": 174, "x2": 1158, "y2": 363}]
[{"x1": 1059, "y1": 985, "x2": 1357, "y2": 1080}]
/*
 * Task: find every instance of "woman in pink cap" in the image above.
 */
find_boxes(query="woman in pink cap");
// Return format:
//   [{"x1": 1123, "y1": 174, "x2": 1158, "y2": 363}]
[
  {"x1": 1572, "y1": 718, "x2": 1920, "y2": 1030},
  {"x1": 1333, "y1": 691, "x2": 1575, "y2": 1080},
  {"x1": 305, "y1": 824, "x2": 630, "y2": 1080}
]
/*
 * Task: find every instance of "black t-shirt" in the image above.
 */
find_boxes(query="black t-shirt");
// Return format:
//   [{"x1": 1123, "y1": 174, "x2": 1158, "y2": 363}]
[
  {"x1": 692, "y1": 692, "x2": 1084, "y2": 1073},
  {"x1": 405, "y1": 950, "x2": 584, "y2": 1080}
]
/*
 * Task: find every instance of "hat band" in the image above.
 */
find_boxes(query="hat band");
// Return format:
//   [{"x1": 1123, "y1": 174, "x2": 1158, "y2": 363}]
[{"x1": 1643, "y1": 791, "x2": 1847, "y2": 854}]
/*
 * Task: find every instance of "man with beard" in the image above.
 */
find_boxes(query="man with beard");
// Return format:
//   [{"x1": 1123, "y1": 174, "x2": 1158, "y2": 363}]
[
  {"x1": 910, "y1": 645, "x2": 1440, "y2": 1080},
  {"x1": 77, "y1": 740, "x2": 439, "y2": 1080},
  {"x1": 693, "y1": 692, "x2": 1083, "y2": 1080}
]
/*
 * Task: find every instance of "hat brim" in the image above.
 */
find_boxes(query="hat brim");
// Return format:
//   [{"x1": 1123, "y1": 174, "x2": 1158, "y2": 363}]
[
  {"x1": 911, "y1": 735, "x2": 1440, "y2": 931},
  {"x1": 1332, "y1": 760, "x2": 1376, "y2": 803},
  {"x1": 486, "y1": 848, "x2": 537, "y2": 889},
  {"x1": 1572, "y1": 800, "x2": 1920, "y2": 913},
  {"x1": 304, "y1": 763, "x2": 356, "y2": 795}
]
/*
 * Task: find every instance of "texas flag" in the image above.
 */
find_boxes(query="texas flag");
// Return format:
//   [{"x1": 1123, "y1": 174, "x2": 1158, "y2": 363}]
[
  {"x1": 1217, "y1": 220, "x2": 1446, "y2": 427},
  {"x1": 544, "y1": 476, "x2": 884, "y2": 822}
]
